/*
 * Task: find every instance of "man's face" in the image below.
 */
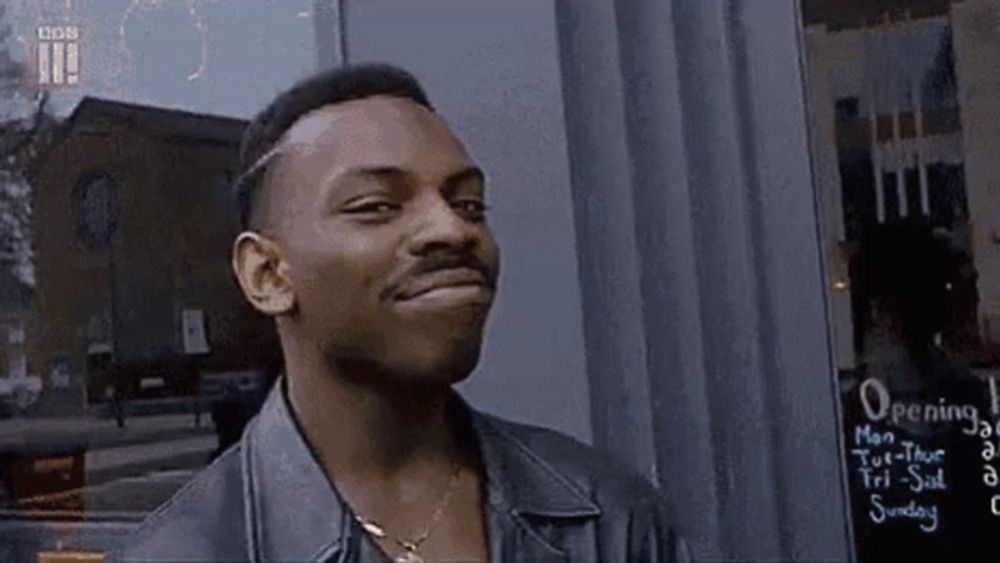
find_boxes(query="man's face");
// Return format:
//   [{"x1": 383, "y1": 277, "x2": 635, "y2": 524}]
[{"x1": 260, "y1": 96, "x2": 500, "y2": 386}]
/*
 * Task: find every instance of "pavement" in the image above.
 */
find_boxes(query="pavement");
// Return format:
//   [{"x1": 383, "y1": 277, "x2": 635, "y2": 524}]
[
  {"x1": 0, "y1": 411, "x2": 218, "y2": 516},
  {"x1": 0, "y1": 409, "x2": 226, "y2": 560}
]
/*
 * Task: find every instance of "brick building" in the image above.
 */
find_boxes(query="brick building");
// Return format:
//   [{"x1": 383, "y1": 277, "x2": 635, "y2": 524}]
[{"x1": 26, "y1": 98, "x2": 279, "y2": 411}]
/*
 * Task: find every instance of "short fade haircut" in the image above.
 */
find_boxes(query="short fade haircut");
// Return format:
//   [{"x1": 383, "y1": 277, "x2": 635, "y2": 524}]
[{"x1": 234, "y1": 63, "x2": 435, "y2": 230}]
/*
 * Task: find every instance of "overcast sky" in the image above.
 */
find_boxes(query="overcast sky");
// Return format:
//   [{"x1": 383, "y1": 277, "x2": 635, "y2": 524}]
[{"x1": 4, "y1": 0, "x2": 318, "y2": 118}]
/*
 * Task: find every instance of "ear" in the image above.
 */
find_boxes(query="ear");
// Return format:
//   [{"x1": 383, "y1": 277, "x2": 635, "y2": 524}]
[{"x1": 232, "y1": 231, "x2": 295, "y2": 316}]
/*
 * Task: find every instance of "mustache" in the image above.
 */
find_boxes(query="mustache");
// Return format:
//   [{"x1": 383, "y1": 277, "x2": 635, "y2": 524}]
[{"x1": 380, "y1": 253, "x2": 497, "y2": 302}]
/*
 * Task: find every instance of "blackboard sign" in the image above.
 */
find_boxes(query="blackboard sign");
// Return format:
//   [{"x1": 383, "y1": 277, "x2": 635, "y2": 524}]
[{"x1": 842, "y1": 369, "x2": 1000, "y2": 561}]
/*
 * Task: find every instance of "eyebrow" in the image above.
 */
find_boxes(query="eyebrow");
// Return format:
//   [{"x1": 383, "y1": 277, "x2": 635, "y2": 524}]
[{"x1": 444, "y1": 166, "x2": 485, "y2": 190}]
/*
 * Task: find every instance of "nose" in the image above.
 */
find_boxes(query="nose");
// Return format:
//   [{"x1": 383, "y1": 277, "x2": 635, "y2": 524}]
[{"x1": 407, "y1": 194, "x2": 479, "y2": 256}]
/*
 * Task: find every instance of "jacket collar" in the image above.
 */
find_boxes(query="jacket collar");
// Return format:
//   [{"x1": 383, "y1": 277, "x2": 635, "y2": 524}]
[
  {"x1": 242, "y1": 378, "x2": 600, "y2": 562},
  {"x1": 241, "y1": 378, "x2": 350, "y2": 562}
]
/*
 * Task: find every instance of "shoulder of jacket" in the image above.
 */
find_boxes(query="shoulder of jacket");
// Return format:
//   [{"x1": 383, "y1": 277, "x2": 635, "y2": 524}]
[
  {"x1": 477, "y1": 412, "x2": 663, "y2": 511},
  {"x1": 117, "y1": 445, "x2": 247, "y2": 562}
]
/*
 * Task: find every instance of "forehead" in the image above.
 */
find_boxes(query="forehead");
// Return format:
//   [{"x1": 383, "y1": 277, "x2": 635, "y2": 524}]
[{"x1": 277, "y1": 96, "x2": 472, "y2": 172}]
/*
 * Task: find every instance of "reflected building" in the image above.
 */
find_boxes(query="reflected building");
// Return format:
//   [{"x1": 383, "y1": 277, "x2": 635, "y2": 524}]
[
  {"x1": 26, "y1": 98, "x2": 279, "y2": 414},
  {"x1": 803, "y1": 0, "x2": 1000, "y2": 380}
]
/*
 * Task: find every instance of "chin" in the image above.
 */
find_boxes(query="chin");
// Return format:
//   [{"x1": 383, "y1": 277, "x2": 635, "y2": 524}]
[{"x1": 393, "y1": 333, "x2": 484, "y2": 386}]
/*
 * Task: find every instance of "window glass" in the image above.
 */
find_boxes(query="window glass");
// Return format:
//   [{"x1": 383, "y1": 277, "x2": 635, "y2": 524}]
[
  {"x1": 802, "y1": 1, "x2": 1000, "y2": 559},
  {"x1": 0, "y1": 0, "x2": 314, "y2": 554}
]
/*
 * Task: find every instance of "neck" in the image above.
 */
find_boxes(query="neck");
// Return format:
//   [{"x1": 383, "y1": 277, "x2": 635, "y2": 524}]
[{"x1": 282, "y1": 339, "x2": 461, "y2": 480}]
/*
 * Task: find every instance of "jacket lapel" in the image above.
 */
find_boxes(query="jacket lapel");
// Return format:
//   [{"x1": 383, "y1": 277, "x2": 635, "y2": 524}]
[
  {"x1": 464, "y1": 402, "x2": 601, "y2": 562},
  {"x1": 485, "y1": 503, "x2": 569, "y2": 563}
]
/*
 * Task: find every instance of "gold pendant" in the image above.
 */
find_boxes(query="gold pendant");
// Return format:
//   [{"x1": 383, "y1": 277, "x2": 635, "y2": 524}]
[
  {"x1": 394, "y1": 551, "x2": 424, "y2": 563},
  {"x1": 395, "y1": 539, "x2": 423, "y2": 563},
  {"x1": 357, "y1": 517, "x2": 387, "y2": 539}
]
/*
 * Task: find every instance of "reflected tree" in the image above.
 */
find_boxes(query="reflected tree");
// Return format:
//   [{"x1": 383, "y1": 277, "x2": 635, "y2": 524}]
[{"x1": 0, "y1": 3, "x2": 55, "y2": 290}]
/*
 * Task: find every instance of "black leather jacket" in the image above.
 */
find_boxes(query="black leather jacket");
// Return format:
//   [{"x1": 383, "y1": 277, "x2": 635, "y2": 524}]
[{"x1": 120, "y1": 381, "x2": 689, "y2": 562}]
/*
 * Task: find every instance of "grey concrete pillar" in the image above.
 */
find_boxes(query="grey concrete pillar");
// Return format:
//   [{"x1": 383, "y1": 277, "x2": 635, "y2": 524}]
[{"x1": 556, "y1": 0, "x2": 852, "y2": 559}]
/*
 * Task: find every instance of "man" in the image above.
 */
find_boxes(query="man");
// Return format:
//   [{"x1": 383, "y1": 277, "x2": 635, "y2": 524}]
[{"x1": 121, "y1": 64, "x2": 688, "y2": 562}]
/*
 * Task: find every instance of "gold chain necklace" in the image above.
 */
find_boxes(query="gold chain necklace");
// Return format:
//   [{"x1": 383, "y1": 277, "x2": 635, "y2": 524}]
[{"x1": 353, "y1": 462, "x2": 463, "y2": 563}]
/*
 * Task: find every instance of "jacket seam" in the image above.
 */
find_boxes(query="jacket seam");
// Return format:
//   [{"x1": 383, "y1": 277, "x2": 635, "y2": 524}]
[{"x1": 242, "y1": 416, "x2": 262, "y2": 563}]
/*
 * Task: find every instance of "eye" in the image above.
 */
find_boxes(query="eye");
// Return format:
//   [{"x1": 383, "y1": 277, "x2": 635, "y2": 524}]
[
  {"x1": 342, "y1": 200, "x2": 400, "y2": 215},
  {"x1": 453, "y1": 199, "x2": 489, "y2": 218}
]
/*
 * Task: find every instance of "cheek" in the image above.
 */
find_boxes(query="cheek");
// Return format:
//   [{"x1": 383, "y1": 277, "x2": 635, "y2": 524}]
[
  {"x1": 290, "y1": 228, "x2": 394, "y2": 306},
  {"x1": 332, "y1": 236, "x2": 388, "y2": 293},
  {"x1": 481, "y1": 232, "x2": 501, "y2": 274}
]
